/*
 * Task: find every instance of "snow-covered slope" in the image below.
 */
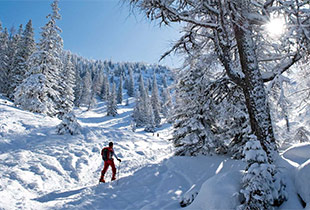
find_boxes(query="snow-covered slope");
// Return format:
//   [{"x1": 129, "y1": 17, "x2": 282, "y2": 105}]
[
  {"x1": 0, "y1": 96, "x2": 174, "y2": 209},
  {"x1": 0, "y1": 95, "x2": 309, "y2": 209}
]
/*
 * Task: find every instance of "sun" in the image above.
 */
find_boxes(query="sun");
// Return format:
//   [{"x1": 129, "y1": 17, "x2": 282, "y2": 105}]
[{"x1": 265, "y1": 17, "x2": 286, "y2": 38}]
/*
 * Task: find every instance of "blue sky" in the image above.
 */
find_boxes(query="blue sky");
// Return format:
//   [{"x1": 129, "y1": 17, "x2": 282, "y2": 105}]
[{"x1": 0, "y1": 0, "x2": 182, "y2": 68}]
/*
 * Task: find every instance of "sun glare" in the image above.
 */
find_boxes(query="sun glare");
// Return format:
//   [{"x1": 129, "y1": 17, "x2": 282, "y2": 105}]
[{"x1": 265, "y1": 17, "x2": 286, "y2": 38}]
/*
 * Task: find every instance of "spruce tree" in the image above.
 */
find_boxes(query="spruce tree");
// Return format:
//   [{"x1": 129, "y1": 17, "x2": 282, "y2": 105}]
[
  {"x1": 7, "y1": 25, "x2": 23, "y2": 98},
  {"x1": 11, "y1": 20, "x2": 36, "y2": 100},
  {"x1": 161, "y1": 87, "x2": 172, "y2": 117},
  {"x1": 151, "y1": 72, "x2": 161, "y2": 127},
  {"x1": 58, "y1": 53, "x2": 76, "y2": 117},
  {"x1": 107, "y1": 82, "x2": 118, "y2": 116},
  {"x1": 127, "y1": 67, "x2": 135, "y2": 97},
  {"x1": 101, "y1": 74, "x2": 109, "y2": 100},
  {"x1": 80, "y1": 70, "x2": 93, "y2": 107},
  {"x1": 56, "y1": 112, "x2": 81, "y2": 135},
  {"x1": 92, "y1": 68, "x2": 104, "y2": 95},
  {"x1": 171, "y1": 60, "x2": 219, "y2": 156},
  {"x1": 14, "y1": 0, "x2": 63, "y2": 116},
  {"x1": 117, "y1": 74, "x2": 123, "y2": 104},
  {"x1": 239, "y1": 135, "x2": 287, "y2": 209},
  {"x1": 144, "y1": 95, "x2": 156, "y2": 132},
  {"x1": 133, "y1": 77, "x2": 148, "y2": 127},
  {"x1": 74, "y1": 68, "x2": 83, "y2": 107},
  {"x1": 0, "y1": 27, "x2": 9, "y2": 94}
]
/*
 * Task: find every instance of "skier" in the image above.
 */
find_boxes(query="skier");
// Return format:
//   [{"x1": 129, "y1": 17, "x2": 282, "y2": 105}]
[{"x1": 99, "y1": 142, "x2": 121, "y2": 183}]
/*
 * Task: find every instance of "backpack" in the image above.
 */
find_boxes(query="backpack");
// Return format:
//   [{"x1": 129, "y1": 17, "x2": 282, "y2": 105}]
[{"x1": 102, "y1": 148, "x2": 109, "y2": 161}]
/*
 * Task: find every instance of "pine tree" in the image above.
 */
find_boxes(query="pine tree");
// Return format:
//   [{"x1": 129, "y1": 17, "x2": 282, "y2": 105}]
[
  {"x1": 74, "y1": 68, "x2": 83, "y2": 107},
  {"x1": 144, "y1": 95, "x2": 156, "y2": 132},
  {"x1": 11, "y1": 20, "x2": 36, "y2": 100},
  {"x1": 138, "y1": 73, "x2": 146, "y2": 98},
  {"x1": 133, "y1": 77, "x2": 148, "y2": 127},
  {"x1": 161, "y1": 87, "x2": 172, "y2": 117},
  {"x1": 80, "y1": 70, "x2": 94, "y2": 108},
  {"x1": 7, "y1": 25, "x2": 23, "y2": 98},
  {"x1": 239, "y1": 135, "x2": 287, "y2": 209},
  {"x1": 58, "y1": 53, "x2": 76, "y2": 117},
  {"x1": 14, "y1": 0, "x2": 63, "y2": 116},
  {"x1": 117, "y1": 74, "x2": 123, "y2": 104},
  {"x1": 107, "y1": 82, "x2": 118, "y2": 116},
  {"x1": 171, "y1": 59, "x2": 219, "y2": 156},
  {"x1": 101, "y1": 74, "x2": 109, "y2": 100},
  {"x1": 92, "y1": 68, "x2": 104, "y2": 95},
  {"x1": 151, "y1": 72, "x2": 161, "y2": 127},
  {"x1": 127, "y1": 67, "x2": 135, "y2": 97},
  {"x1": 56, "y1": 112, "x2": 81, "y2": 135},
  {"x1": 0, "y1": 26, "x2": 9, "y2": 94}
]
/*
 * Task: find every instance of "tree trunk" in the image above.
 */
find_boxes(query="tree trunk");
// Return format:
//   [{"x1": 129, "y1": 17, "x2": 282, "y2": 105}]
[{"x1": 232, "y1": 3, "x2": 277, "y2": 161}]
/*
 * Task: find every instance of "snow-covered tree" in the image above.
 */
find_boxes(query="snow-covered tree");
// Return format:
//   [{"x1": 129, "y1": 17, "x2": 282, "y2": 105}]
[
  {"x1": 0, "y1": 26, "x2": 9, "y2": 94},
  {"x1": 117, "y1": 74, "x2": 123, "y2": 104},
  {"x1": 80, "y1": 70, "x2": 96, "y2": 109},
  {"x1": 58, "y1": 53, "x2": 76, "y2": 117},
  {"x1": 14, "y1": 74, "x2": 56, "y2": 114},
  {"x1": 6, "y1": 25, "x2": 23, "y2": 98},
  {"x1": 74, "y1": 68, "x2": 83, "y2": 107},
  {"x1": 133, "y1": 76, "x2": 149, "y2": 127},
  {"x1": 92, "y1": 68, "x2": 104, "y2": 95},
  {"x1": 239, "y1": 135, "x2": 287, "y2": 209},
  {"x1": 161, "y1": 87, "x2": 172, "y2": 116},
  {"x1": 171, "y1": 58, "x2": 220, "y2": 156},
  {"x1": 151, "y1": 72, "x2": 161, "y2": 126},
  {"x1": 10, "y1": 20, "x2": 36, "y2": 100},
  {"x1": 14, "y1": 0, "x2": 63, "y2": 116},
  {"x1": 107, "y1": 82, "x2": 118, "y2": 117},
  {"x1": 99, "y1": 74, "x2": 108, "y2": 100},
  {"x1": 127, "y1": 67, "x2": 135, "y2": 97},
  {"x1": 144, "y1": 108, "x2": 156, "y2": 132},
  {"x1": 56, "y1": 112, "x2": 81, "y2": 135}
]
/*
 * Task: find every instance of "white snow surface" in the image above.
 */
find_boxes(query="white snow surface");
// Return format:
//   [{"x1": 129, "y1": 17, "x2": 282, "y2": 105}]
[
  {"x1": 187, "y1": 170, "x2": 243, "y2": 210},
  {"x1": 0, "y1": 95, "x2": 309, "y2": 209},
  {"x1": 295, "y1": 159, "x2": 310, "y2": 206}
]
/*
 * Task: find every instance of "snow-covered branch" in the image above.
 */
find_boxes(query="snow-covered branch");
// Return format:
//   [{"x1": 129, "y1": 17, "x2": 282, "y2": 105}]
[{"x1": 262, "y1": 53, "x2": 302, "y2": 82}]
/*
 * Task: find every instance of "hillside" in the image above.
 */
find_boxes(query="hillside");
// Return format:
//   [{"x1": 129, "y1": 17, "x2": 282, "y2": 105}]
[
  {"x1": 0, "y1": 95, "x2": 310, "y2": 209},
  {"x1": 0, "y1": 95, "x2": 174, "y2": 209}
]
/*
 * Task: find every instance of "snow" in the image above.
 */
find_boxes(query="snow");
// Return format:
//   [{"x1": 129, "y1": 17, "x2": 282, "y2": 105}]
[
  {"x1": 282, "y1": 143, "x2": 310, "y2": 165},
  {"x1": 295, "y1": 159, "x2": 310, "y2": 209},
  {"x1": 187, "y1": 170, "x2": 243, "y2": 210},
  {"x1": 0, "y1": 95, "x2": 309, "y2": 209},
  {"x1": 295, "y1": 159, "x2": 310, "y2": 207}
]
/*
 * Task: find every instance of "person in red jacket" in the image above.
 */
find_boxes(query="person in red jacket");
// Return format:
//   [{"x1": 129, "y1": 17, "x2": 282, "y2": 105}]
[{"x1": 99, "y1": 142, "x2": 121, "y2": 183}]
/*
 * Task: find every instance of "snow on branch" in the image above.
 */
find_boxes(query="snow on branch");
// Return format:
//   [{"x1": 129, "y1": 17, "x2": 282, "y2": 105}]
[
  {"x1": 262, "y1": 53, "x2": 302, "y2": 83},
  {"x1": 137, "y1": 0, "x2": 218, "y2": 28}
]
